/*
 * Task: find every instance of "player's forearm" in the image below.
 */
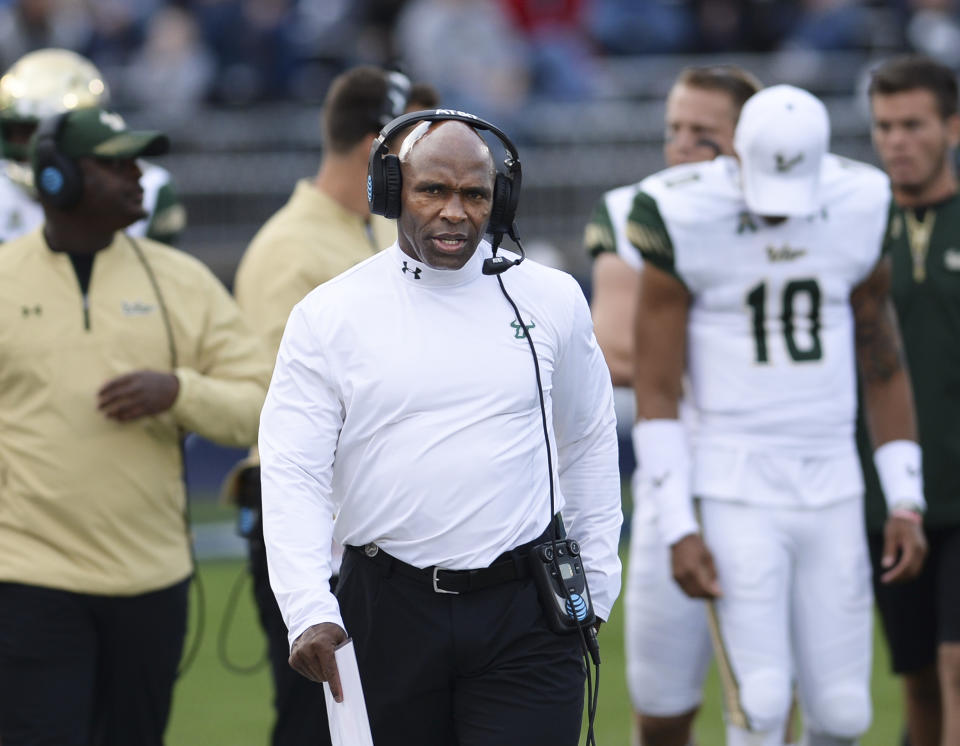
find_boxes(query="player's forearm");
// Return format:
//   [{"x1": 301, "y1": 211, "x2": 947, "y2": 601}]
[
  {"x1": 591, "y1": 255, "x2": 640, "y2": 386},
  {"x1": 596, "y1": 338, "x2": 632, "y2": 386},
  {"x1": 853, "y1": 257, "x2": 918, "y2": 446},
  {"x1": 855, "y1": 301, "x2": 917, "y2": 445},
  {"x1": 634, "y1": 383, "x2": 681, "y2": 420},
  {"x1": 861, "y1": 368, "x2": 917, "y2": 447},
  {"x1": 633, "y1": 315, "x2": 684, "y2": 417},
  {"x1": 591, "y1": 296, "x2": 632, "y2": 384},
  {"x1": 632, "y1": 264, "x2": 688, "y2": 419}
]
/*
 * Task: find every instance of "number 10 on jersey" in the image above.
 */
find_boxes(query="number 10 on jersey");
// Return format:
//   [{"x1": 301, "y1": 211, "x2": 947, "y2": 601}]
[{"x1": 746, "y1": 278, "x2": 823, "y2": 363}]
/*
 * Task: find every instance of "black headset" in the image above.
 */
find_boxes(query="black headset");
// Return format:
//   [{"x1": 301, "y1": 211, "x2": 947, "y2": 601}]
[
  {"x1": 33, "y1": 111, "x2": 84, "y2": 210},
  {"x1": 367, "y1": 109, "x2": 522, "y2": 245}
]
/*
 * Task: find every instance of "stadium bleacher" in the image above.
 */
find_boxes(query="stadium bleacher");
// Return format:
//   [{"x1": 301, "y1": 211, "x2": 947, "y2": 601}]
[{"x1": 131, "y1": 51, "x2": 886, "y2": 283}]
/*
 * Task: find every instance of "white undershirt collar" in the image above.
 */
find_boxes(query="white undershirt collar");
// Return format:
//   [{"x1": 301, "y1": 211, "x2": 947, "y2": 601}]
[{"x1": 389, "y1": 241, "x2": 485, "y2": 288}]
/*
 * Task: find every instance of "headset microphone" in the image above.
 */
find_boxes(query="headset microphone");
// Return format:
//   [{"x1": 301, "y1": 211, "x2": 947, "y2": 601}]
[
  {"x1": 482, "y1": 238, "x2": 525, "y2": 275},
  {"x1": 482, "y1": 214, "x2": 525, "y2": 274},
  {"x1": 481, "y1": 256, "x2": 516, "y2": 275}
]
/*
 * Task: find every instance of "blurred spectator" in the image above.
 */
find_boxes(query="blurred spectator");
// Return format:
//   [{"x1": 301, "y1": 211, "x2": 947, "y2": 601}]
[
  {"x1": 0, "y1": 0, "x2": 935, "y2": 114},
  {"x1": 588, "y1": 0, "x2": 698, "y2": 55},
  {"x1": 351, "y1": 0, "x2": 409, "y2": 64},
  {"x1": 497, "y1": 0, "x2": 598, "y2": 100},
  {"x1": 83, "y1": 0, "x2": 160, "y2": 69},
  {"x1": 781, "y1": 0, "x2": 872, "y2": 51},
  {"x1": 123, "y1": 4, "x2": 215, "y2": 121},
  {"x1": 696, "y1": 0, "x2": 793, "y2": 52},
  {"x1": 394, "y1": 0, "x2": 531, "y2": 137},
  {"x1": 279, "y1": 0, "x2": 361, "y2": 102},
  {"x1": 193, "y1": 0, "x2": 301, "y2": 104},
  {"x1": 904, "y1": 0, "x2": 960, "y2": 67},
  {"x1": 0, "y1": 0, "x2": 90, "y2": 68}
]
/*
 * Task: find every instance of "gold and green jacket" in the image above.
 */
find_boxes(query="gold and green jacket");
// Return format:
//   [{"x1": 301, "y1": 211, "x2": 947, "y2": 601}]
[{"x1": 0, "y1": 229, "x2": 272, "y2": 594}]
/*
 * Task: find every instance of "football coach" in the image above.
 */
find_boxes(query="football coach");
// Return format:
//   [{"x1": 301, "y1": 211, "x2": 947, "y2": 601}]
[{"x1": 258, "y1": 111, "x2": 623, "y2": 746}]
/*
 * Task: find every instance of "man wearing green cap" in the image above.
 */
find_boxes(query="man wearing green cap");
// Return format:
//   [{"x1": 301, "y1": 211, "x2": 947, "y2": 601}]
[
  {"x1": 0, "y1": 107, "x2": 273, "y2": 745},
  {"x1": 0, "y1": 48, "x2": 186, "y2": 245}
]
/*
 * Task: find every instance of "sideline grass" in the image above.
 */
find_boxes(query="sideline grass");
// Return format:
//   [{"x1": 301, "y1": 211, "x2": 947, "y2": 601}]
[
  {"x1": 587, "y1": 598, "x2": 902, "y2": 744},
  {"x1": 169, "y1": 556, "x2": 904, "y2": 745},
  {"x1": 168, "y1": 559, "x2": 273, "y2": 745}
]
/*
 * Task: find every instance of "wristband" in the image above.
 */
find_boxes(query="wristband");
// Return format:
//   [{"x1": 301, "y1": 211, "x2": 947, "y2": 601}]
[
  {"x1": 632, "y1": 419, "x2": 697, "y2": 546},
  {"x1": 873, "y1": 440, "x2": 925, "y2": 515},
  {"x1": 890, "y1": 507, "x2": 923, "y2": 525}
]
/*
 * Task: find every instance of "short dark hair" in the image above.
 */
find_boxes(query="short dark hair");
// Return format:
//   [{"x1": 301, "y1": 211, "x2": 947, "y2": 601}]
[
  {"x1": 407, "y1": 82, "x2": 439, "y2": 111},
  {"x1": 321, "y1": 66, "x2": 394, "y2": 154},
  {"x1": 868, "y1": 55, "x2": 959, "y2": 118},
  {"x1": 674, "y1": 66, "x2": 763, "y2": 119}
]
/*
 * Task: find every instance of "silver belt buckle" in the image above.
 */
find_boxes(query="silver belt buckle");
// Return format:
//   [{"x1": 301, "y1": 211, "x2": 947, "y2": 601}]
[{"x1": 432, "y1": 567, "x2": 459, "y2": 594}]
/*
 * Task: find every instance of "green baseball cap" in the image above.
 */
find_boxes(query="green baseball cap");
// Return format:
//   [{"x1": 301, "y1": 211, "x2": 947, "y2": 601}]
[{"x1": 36, "y1": 107, "x2": 169, "y2": 161}]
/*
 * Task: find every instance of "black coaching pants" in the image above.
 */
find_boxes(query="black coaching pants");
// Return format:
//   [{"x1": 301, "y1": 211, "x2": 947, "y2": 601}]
[
  {"x1": 336, "y1": 547, "x2": 586, "y2": 746},
  {"x1": 0, "y1": 578, "x2": 188, "y2": 746}
]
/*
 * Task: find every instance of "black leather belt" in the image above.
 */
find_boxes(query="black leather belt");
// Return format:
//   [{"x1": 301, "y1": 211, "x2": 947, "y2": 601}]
[{"x1": 346, "y1": 521, "x2": 556, "y2": 595}]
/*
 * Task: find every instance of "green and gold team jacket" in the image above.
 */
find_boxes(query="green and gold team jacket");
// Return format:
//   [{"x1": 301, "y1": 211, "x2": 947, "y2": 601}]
[
  {"x1": 859, "y1": 193, "x2": 960, "y2": 531},
  {"x1": 0, "y1": 229, "x2": 272, "y2": 594}
]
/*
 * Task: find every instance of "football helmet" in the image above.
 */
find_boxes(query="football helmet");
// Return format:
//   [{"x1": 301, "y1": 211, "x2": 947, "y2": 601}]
[{"x1": 0, "y1": 49, "x2": 110, "y2": 164}]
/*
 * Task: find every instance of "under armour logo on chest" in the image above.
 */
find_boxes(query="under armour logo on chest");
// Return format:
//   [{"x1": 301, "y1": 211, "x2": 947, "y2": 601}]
[{"x1": 401, "y1": 261, "x2": 422, "y2": 279}]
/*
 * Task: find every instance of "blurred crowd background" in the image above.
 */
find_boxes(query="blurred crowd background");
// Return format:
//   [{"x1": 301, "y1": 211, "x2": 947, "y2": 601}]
[{"x1": 4, "y1": 0, "x2": 960, "y2": 280}]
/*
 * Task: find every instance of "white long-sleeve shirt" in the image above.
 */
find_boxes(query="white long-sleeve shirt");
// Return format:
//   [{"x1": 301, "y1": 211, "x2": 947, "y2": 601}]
[{"x1": 259, "y1": 240, "x2": 622, "y2": 646}]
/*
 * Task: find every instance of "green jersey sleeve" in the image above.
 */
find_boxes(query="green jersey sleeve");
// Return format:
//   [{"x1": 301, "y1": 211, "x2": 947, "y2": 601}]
[
  {"x1": 584, "y1": 197, "x2": 617, "y2": 259},
  {"x1": 626, "y1": 191, "x2": 678, "y2": 279},
  {"x1": 146, "y1": 181, "x2": 188, "y2": 246}
]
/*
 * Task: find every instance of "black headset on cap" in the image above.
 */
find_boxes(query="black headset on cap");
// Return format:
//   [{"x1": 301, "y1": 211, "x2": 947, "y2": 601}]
[
  {"x1": 33, "y1": 111, "x2": 85, "y2": 210},
  {"x1": 367, "y1": 109, "x2": 524, "y2": 274}
]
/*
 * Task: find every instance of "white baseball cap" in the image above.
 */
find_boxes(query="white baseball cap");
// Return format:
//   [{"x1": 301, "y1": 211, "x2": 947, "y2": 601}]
[{"x1": 734, "y1": 84, "x2": 830, "y2": 217}]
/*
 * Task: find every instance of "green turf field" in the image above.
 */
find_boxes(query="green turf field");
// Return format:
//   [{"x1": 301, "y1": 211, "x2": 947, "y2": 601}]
[{"x1": 167, "y1": 555, "x2": 904, "y2": 745}]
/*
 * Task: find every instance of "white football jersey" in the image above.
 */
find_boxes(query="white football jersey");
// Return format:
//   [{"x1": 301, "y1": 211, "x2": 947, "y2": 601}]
[
  {"x1": 127, "y1": 162, "x2": 173, "y2": 238},
  {"x1": 0, "y1": 164, "x2": 43, "y2": 243},
  {"x1": 629, "y1": 154, "x2": 891, "y2": 504}
]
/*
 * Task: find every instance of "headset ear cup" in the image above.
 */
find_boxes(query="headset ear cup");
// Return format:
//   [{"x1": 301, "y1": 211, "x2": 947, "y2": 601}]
[
  {"x1": 488, "y1": 173, "x2": 513, "y2": 236},
  {"x1": 33, "y1": 114, "x2": 84, "y2": 210},
  {"x1": 367, "y1": 158, "x2": 385, "y2": 216},
  {"x1": 381, "y1": 154, "x2": 403, "y2": 219},
  {"x1": 37, "y1": 154, "x2": 83, "y2": 210}
]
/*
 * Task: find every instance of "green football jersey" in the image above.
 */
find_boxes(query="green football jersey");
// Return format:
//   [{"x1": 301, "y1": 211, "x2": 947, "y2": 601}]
[{"x1": 860, "y1": 193, "x2": 960, "y2": 531}]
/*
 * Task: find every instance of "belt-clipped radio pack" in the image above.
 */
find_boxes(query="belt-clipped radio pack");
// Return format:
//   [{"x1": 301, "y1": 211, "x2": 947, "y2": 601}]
[{"x1": 529, "y1": 538, "x2": 596, "y2": 634}]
